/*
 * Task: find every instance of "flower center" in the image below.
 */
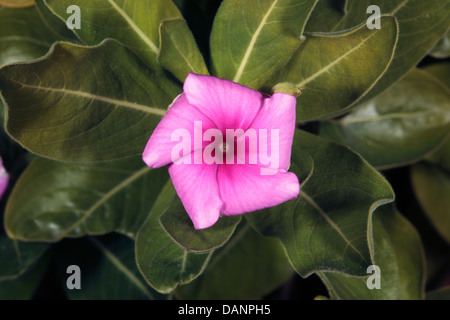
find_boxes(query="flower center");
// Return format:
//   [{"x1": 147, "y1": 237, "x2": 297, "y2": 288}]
[{"x1": 219, "y1": 143, "x2": 228, "y2": 152}]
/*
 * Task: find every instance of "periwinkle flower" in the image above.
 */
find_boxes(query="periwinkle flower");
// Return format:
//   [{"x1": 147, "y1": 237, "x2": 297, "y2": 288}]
[
  {"x1": 0, "y1": 157, "x2": 9, "y2": 200},
  {"x1": 143, "y1": 73, "x2": 300, "y2": 229}
]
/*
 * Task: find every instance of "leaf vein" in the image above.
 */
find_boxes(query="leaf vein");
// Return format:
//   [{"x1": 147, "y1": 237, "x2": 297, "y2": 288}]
[
  {"x1": 232, "y1": 0, "x2": 279, "y2": 83},
  {"x1": 300, "y1": 190, "x2": 366, "y2": 262}
]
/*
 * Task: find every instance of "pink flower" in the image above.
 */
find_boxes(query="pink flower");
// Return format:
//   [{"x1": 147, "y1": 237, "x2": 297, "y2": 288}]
[
  {"x1": 143, "y1": 73, "x2": 300, "y2": 229},
  {"x1": 0, "y1": 157, "x2": 9, "y2": 199}
]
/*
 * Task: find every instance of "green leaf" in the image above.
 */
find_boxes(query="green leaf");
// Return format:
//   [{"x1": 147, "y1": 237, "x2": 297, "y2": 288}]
[
  {"x1": 430, "y1": 31, "x2": 450, "y2": 59},
  {"x1": 422, "y1": 62, "x2": 450, "y2": 168},
  {"x1": 423, "y1": 62, "x2": 450, "y2": 89},
  {"x1": 304, "y1": 0, "x2": 346, "y2": 33},
  {"x1": 171, "y1": 0, "x2": 218, "y2": 62},
  {"x1": 0, "y1": 0, "x2": 34, "y2": 8},
  {"x1": 411, "y1": 162, "x2": 450, "y2": 245},
  {"x1": 158, "y1": 18, "x2": 209, "y2": 82},
  {"x1": 4, "y1": 156, "x2": 169, "y2": 242},
  {"x1": 0, "y1": 236, "x2": 48, "y2": 280},
  {"x1": 176, "y1": 223, "x2": 294, "y2": 299},
  {"x1": 427, "y1": 286, "x2": 450, "y2": 300},
  {"x1": 210, "y1": 0, "x2": 318, "y2": 89},
  {"x1": 246, "y1": 129, "x2": 395, "y2": 277},
  {"x1": 1, "y1": 129, "x2": 48, "y2": 281},
  {"x1": 319, "y1": 205, "x2": 425, "y2": 300},
  {"x1": 425, "y1": 138, "x2": 450, "y2": 171},
  {"x1": 159, "y1": 193, "x2": 241, "y2": 253},
  {"x1": 135, "y1": 180, "x2": 212, "y2": 294},
  {"x1": 320, "y1": 69, "x2": 450, "y2": 169},
  {"x1": 277, "y1": 15, "x2": 398, "y2": 121},
  {"x1": 0, "y1": 2, "x2": 73, "y2": 67},
  {"x1": 35, "y1": 0, "x2": 77, "y2": 40},
  {"x1": 338, "y1": 0, "x2": 450, "y2": 100},
  {"x1": 0, "y1": 252, "x2": 49, "y2": 300},
  {"x1": 55, "y1": 235, "x2": 164, "y2": 300},
  {"x1": 0, "y1": 116, "x2": 31, "y2": 185},
  {"x1": 0, "y1": 40, "x2": 180, "y2": 162},
  {"x1": 45, "y1": 0, "x2": 182, "y2": 70}
]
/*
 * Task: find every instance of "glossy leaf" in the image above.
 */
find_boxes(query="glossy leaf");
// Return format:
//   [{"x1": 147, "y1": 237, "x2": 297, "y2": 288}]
[
  {"x1": 34, "y1": 0, "x2": 77, "y2": 40},
  {"x1": 430, "y1": 32, "x2": 450, "y2": 59},
  {"x1": 172, "y1": 0, "x2": 220, "y2": 61},
  {"x1": 4, "y1": 156, "x2": 169, "y2": 242},
  {"x1": 158, "y1": 18, "x2": 209, "y2": 82},
  {"x1": 425, "y1": 138, "x2": 450, "y2": 171},
  {"x1": 423, "y1": 62, "x2": 450, "y2": 89},
  {"x1": 1, "y1": 123, "x2": 48, "y2": 281},
  {"x1": 320, "y1": 69, "x2": 450, "y2": 169},
  {"x1": 422, "y1": 62, "x2": 450, "y2": 168},
  {"x1": 210, "y1": 0, "x2": 318, "y2": 89},
  {"x1": 338, "y1": 0, "x2": 450, "y2": 100},
  {"x1": 136, "y1": 181, "x2": 212, "y2": 294},
  {"x1": 411, "y1": 162, "x2": 450, "y2": 245},
  {"x1": 0, "y1": 40, "x2": 180, "y2": 162},
  {"x1": 176, "y1": 223, "x2": 294, "y2": 299},
  {"x1": 0, "y1": 114, "x2": 31, "y2": 185},
  {"x1": 246, "y1": 129, "x2": 395, "y2": 277},
  {"x1": 0, "y1": 0, "x2": 34, "y2": 8},
  {"x1": 56, "y1": 235, "x2": 163, "y2": 300},
  {"x1": 0, "y1": 3, "x2": 73, "y2": 67},
  {"x1": 159, "y1": 194, "x2": 241, "y2": 252},
  {"x1": 45, "y1": 0, "x2": 182, "y2": 70},
  {"x1": 277, "y1": 16, "x2": 398, "y2": 121},
  {"x1": 0, "y1": 236, "x2": 47, "y2": 280},
  {"x1": 0, "y1": 253, "x2": 48, "y2": 300},
  {"x1": 319, "y1": 206, "x2": 425, "y2": 300},
  {"x1": 304, "y1": 0, "x2": 346, "y2": 32}
]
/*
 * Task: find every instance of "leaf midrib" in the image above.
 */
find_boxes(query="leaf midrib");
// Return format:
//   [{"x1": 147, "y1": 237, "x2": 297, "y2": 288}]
[
  {"x1": 232, "y1": 0, "x2": 279, "y2": 83},
  {"x1": 391, "y1": 0, "x2": 409, "y2": 15},
  {"x1": 296, "y1": 28, "x2": 382, "y2": 88},
  {"x1": 7, "y1": 79, "x2": 166, "y2": 116},
  {"x1": 89, "y1": 236, "x2": 154, "y2": 299},
  {"x1": 56, "y1": 166, "x2": 151, "y2": 241},
  {"x1": 107, "y1": 0, "x2": 158, "y2": 54},
  {"x1": 163, "y1": 20, "x2": 199, "y2": 74},
  {"x1": 299, "y1": 190, "x2": 367, "y2": 261}
]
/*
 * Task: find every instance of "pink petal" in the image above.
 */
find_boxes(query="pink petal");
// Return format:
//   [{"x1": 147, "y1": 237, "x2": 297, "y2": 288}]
[
  {"x1": 0, "y1": 159, "x2": 9, "y2": 199},
  {"x1": 217, "y1": 163, "x2": 300, "y2": 215},
  {"x1": 237, "y1": 92, "x2": 296, "y2": 171},
  {"x1": 183, "y1": 73, "x2": 263, "y2": 132},
  {"x1": 169, "y1": 158, "x2": 223, "y2": 229},
  {"x1": 142, "y1": 94, "x2": 216, "y2": 168}
]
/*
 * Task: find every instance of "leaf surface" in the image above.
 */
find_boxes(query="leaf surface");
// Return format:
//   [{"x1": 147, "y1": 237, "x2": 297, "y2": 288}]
[
  {"x1": 0, "y1": 40, "x2": 180, "y2": 162},
  {"x1": 247, "y1": 129, "x2": 395, "y2": 277},
  {"x1": 5, "y1": 156, "x2": 169, "y2": 242},
  {"x1": 320, "y1": 69, "x2": 450, "y2": 168}
]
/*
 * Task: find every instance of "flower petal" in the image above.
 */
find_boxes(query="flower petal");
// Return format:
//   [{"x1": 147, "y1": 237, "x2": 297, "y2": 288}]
[
  {"x1": 237, "y1": 92, "x2": 296, "y2": 171},
  {"x1": 0, "y1": 158, "x2": 9, "y2": 199},
  {"x1": 217, "y1": 163, "x2": 300, "y2": 215},
  {"x1": 183, "y1": 73, "x2": 263, "y2": 132},
  {"x1": 143, "y1": 94, "x2": 216, "y2": 168},
  {"x1": 169, "y1": 159, "x2": 223, "y2": 229}
]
